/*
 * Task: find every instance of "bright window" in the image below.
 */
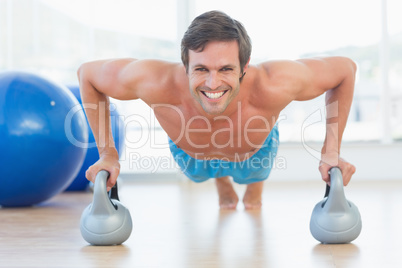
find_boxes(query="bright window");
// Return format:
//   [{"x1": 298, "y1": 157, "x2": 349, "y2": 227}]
[{"x1": 1, "y1": 0, "x2": 400, "y2": 143}]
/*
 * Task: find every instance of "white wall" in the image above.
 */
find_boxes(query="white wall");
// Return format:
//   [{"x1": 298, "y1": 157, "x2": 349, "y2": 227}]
[{"x1": 269, "y1": 142, "x2": 402, "y2": 181}]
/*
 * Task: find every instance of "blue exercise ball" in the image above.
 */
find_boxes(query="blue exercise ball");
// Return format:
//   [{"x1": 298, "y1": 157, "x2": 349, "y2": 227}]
[
  {"x1": 65, "y1": 85, "x2": 125, "y2": 191},
  {"x1": 0, "y1": 71, "x2": 88, "y2": 207}
]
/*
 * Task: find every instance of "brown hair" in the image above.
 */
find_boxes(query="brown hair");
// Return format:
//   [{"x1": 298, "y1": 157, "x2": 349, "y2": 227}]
[{"x1": 181, "y1": 10, "x2": 252, "y2": 74}]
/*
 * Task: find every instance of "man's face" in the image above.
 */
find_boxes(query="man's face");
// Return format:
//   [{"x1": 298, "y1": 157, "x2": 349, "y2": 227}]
[{"x1": 188, "y1": 41, "x2": 246, "y2": 115}]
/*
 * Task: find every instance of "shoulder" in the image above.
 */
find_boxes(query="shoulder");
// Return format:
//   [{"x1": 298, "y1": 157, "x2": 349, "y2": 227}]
[
  {"x1": 256, "y1": 56, "x2": 355, "y2": 86},
  {"x1": 79, "y1": 58, "x2": 188, "y2": 103},
  {"x1": 119, "y1": 59, "x2": 185, "y2": 87},
  {"x1": 257, "y1": 60, "x2": 310, "y2": 87},
  {"x1": 251, "y1": 57, "x2": 356, "y2": 102},
  {"x1": 117, "y1": 59, "x2": 188, "y2": 103},
  {"x1": 244, "y1": 61, "x2": 305, "y2": 110}
]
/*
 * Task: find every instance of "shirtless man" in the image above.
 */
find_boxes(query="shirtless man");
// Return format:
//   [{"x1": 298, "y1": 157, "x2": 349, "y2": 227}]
[{"x1": 78, "y1": 10, "x2": 356, "y2": 209}]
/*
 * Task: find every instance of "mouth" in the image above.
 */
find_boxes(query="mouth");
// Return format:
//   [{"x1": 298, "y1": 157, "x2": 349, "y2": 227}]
[{"x1": 201, "y1": 90, "x2": 229, "y2": 100}]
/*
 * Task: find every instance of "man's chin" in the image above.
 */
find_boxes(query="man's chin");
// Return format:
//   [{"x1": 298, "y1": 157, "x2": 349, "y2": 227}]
[
  {"x1": 204, "y1": 110, "x2": 224, "y2": 116},
  {"x1": 201, "y1": 104, "x2": 227, "y2": 115}
]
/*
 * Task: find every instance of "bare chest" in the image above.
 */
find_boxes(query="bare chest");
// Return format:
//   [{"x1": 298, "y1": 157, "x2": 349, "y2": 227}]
[{"x1": 153, "y1": 103, "x2": 277, "y2": 161}]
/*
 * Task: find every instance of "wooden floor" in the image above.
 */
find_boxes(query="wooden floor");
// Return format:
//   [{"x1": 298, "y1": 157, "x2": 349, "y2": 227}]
[{"x1": 1, "y1": 178, "x2": 402, "y2": 268}]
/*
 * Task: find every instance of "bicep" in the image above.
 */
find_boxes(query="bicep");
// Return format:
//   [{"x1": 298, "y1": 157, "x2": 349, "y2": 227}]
[
  {"x1": 79, "y1": 58, "x2": 139, "y2": 100},
  {"x1": 294, "y1": 57, "x2": 357, "y2": 101},
  {"x1": 80, "y1": 59, "x2": 178, "y2": 101}
]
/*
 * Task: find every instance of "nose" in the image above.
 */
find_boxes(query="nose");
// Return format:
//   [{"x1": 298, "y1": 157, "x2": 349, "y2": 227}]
[{"x1": 205, "y1": 71, "x2": 221, "y2": 90}]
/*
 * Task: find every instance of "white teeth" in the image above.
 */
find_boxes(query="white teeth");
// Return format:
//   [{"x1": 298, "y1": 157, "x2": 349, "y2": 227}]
[{"x1": 204, "y1": 91, "x2": 225, "y2": 99}]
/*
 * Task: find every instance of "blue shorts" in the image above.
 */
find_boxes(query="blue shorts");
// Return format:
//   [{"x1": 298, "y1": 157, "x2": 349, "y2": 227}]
[{"x1": 168, "y1": 125, "x2": 279, "y2": 184}]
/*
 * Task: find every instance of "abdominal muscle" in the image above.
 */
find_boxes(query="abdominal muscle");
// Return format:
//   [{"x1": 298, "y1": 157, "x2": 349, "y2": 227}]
[
  {"x1": 183, "y1": 146, "x2": 262, "y2": 162},
  {"x1": 167, "y1": 126, "x2": 272, "y2": 162}
]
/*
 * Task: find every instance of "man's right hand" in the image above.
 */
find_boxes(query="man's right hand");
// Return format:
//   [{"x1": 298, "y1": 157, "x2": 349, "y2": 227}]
[{"x1": 85, "y1": 152, "x2": 121, "y2": 191}]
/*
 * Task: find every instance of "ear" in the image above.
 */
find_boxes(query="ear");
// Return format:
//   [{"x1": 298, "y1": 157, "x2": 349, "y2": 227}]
[
  {"x1": 240, "y1": 58, "x2": 251, "y2": 81},
  {"x1": 244, "y1": 57, "x2": 251, "y2": 71},
  {"x1": 241, "y1": 57, "x2": 251, "y2": 75}
]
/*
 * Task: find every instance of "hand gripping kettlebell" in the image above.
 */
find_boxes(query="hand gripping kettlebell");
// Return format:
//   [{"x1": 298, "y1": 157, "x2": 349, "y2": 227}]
[
  {"x1": 80, "y1": 170, "x2": 133, "y2": 246},
  {"x1": 310, "y1": 167, "x2": 362, "y2": 244}
]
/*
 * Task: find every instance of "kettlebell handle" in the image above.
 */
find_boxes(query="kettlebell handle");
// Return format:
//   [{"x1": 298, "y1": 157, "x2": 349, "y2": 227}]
[
  {"x1": 322, "y1": 167, "x2": 350, "y2": 213},
  {"x1": 324, "y1": 167, "x2": 342, "y2": 198},
  {"x1": 94, "y1": 170, "x2": 110, "y2": 192},
  {"x1": 93, "y1": 170, "x2": 120, "y2": 200},
  {"x1": 92, "y1": 170, "x2": 117, "y2": 215}
]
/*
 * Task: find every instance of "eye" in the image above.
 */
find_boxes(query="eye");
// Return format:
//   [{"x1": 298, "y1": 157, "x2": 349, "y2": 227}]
[
  {"x1": 195, "y1": 67, "x2": 207, "y2": 72},
  {"x1": 221, "y1": 67, "x2": 233, "y2": 72}
]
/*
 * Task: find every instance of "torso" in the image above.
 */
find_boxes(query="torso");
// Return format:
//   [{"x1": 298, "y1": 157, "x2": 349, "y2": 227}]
[{"x1": 148, "y1": 64, "x2": 287, "y2": 162}]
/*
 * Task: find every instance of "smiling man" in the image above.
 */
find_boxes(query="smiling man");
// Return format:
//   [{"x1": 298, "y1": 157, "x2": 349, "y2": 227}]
[{"x1": 78, "y1": 10, "x2": 356, "y2": 209}]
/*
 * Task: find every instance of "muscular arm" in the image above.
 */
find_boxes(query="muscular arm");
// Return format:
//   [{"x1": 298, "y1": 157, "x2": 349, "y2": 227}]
[
  {"x1": 261, "y1": 56, "x2": 357, "y2": 185},
  {"x1": 77, "y1": 58, "x2": 182, "y2": 188},
  {"x1": 297, "y1": 57, "x2": 357, "y2": 185},
  {"x1": 295, "y1": 57, "x2": 357, "y2": 149}
]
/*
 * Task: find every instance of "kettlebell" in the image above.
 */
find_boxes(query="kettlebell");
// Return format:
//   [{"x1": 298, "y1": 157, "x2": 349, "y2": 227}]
[
  {"x1": 310, "y1": 167, "x2": 362, "y2": 244},
  {"x1": 80, "y1": 170, "x2": 133, "y2": 246}
]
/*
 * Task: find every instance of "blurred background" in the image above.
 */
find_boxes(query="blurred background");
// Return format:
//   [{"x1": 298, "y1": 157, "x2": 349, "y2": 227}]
[{"x1": 1, "y1": 0, "x2": 401, "y2": 180}]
